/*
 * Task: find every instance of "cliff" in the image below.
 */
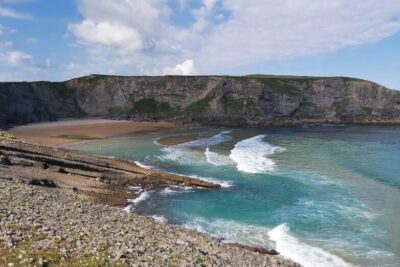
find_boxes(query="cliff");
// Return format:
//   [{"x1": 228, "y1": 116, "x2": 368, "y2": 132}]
[{"x1": 1, "y1": 75, "x2": 400, "y2": 128}]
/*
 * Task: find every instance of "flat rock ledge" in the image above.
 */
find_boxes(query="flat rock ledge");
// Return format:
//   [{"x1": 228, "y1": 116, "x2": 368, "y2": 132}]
[{"x1": 0, "y1": 136, "x2": 220, "y2": 207}]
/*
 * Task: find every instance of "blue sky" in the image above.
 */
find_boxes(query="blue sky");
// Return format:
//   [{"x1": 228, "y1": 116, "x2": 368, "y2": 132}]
[{"x1": 0, "y1": 0, "x2": 400, "y2": 90}]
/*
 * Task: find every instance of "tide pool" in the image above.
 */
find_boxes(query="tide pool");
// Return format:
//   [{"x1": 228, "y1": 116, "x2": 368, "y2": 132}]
[{"x1": 67, "y1": 126, "x2": 400, "y2": 267}]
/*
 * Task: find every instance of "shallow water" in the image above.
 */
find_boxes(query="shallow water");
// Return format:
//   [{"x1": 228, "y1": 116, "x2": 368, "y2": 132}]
[{"x1": 67, "y1": 126, "x2": 400, "y2": 267}]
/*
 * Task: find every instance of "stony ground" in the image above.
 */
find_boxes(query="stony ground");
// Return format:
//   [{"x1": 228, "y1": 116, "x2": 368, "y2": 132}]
[{"x1": 0, "y1": 176, "x2": 298, "y2": 267}]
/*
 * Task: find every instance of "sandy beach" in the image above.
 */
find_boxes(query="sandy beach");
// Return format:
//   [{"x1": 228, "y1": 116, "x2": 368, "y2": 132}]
[
  {"x1": 9, "y1": 119, "x2": 177, "y2": 146},
  {"x1": 156, "y1": 133, "x2": 199, "y2": 146}
]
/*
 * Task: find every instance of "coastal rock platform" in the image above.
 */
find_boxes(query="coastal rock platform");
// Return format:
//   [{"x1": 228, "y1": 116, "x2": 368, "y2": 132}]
[{"x1": 0, "y1": 132, "x2": 299, "y2": 266}]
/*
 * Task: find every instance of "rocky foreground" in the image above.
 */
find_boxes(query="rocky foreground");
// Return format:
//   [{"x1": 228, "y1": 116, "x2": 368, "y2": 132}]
[
  {"x1": 0, "y1": 132, "x2": 298, "y2": 266},
  {"x1": 0, "y1": 169, "x2": 299, "y2": 267}
]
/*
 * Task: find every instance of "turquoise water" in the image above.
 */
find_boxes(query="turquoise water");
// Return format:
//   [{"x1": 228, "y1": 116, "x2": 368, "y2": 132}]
[{"x1": 68, "y1": 126, "x2": 400, "y2": 267}]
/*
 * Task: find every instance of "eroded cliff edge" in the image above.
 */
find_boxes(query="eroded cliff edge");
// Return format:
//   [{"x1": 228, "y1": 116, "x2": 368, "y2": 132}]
[{"x1": 1, "y1": 75, "x2": 400, "y2": 127}]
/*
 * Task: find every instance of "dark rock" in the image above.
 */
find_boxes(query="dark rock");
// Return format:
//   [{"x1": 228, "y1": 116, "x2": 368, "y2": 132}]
[
  {"x1": 0, "y1": 155, "x2": 11, "y2": 165},
  {"x1": 27, "y1": 179, "x2": 57, "y2": 188},
  {"x1": 227, "y1": 243, "x2": 279, "y2": 255},
  {"x1": 9, "y1": 157, "x2": 34, "y2": 167},
  {"x1": 0, "y1": 175, "x2": 12, "y2": 181}
]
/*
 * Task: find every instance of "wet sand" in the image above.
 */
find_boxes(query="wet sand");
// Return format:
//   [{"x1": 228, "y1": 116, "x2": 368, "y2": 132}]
[
  {"x1": 9, "y1": 119, "x2": 177, "y2": 147},
  {"x1": 156, "y1": 133, "x2": 199, "y2": 146}
]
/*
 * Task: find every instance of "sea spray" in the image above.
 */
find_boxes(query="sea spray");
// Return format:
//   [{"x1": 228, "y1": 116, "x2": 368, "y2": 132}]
[{"x1": 229, "y1": 135, "x2": 285, "y2": 174}]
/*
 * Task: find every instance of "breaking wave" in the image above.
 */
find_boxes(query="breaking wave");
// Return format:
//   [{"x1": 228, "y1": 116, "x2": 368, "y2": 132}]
[
  {"x1": 229, "y1": 135, "x2": 285, "y2": 174},
  {"x1": 124, "y1": 191, "x2": 152, "y2": 212},
  {"x1": 269, "y1": 224, "x2": 350, "y2": 267},
  {"x1": 160, "y1": 130, "x2": 232, "y2": 164},
  {"x1": 129, "y1": 191, "x2": 151, "y2": 205},
  {"x1": 205, "y1": 147, "x2": 232, "y2": 166},
  {"x1": 184, "y1": 217, "x2": 349, "y2": 267}
]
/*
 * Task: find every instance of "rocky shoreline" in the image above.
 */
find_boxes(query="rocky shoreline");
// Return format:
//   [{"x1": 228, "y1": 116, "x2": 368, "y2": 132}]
[
  {"x1": 0, "y1": 135, "x2": 219, "y2": 207},
  {"x1": 0, "y1": 177, "x2": 299, "y2": 267},
  {"x1": 0, "y1": 132, "x2": 299, "y2": 266}
]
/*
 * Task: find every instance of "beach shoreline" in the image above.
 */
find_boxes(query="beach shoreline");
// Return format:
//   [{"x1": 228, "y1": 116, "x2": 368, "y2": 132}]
[{"x1": 9, "y1": 119, "x2": 178, "y2": 147}]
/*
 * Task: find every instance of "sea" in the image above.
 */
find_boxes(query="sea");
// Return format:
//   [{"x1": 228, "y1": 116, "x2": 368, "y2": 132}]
[{"x1": 66, "y1": 125, "x2": 400, "y2": 267}]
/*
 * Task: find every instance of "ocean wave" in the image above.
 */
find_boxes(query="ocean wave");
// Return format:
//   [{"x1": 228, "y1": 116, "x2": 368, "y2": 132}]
[
  {"x1": 184, "y1": 217, "x2": 349, "y2": 267},
  {"x1": 128, "y1": 191, "x2": 151, "y2": 205},
  {"x1": 205, "y1": 147, "x2": 232, "y2": 166},
  {"x1": 269, "y1": 223, "x2": 350, "y2": 267},
  {"x1": 161, "y1": 186, "x2": 194, "y2": 194},
  {"x1": 184, "y1": 130, "x2": 232, "y2": 147},
  {"x1": 160, "y1": 130, "x2": 232, "y2": 164},
  {"x1": 134, "y1": 161, "x2": 153, "y2": 170},
  {"x1": 229, "y1": 135, "x2": 285, "y2": 174}
]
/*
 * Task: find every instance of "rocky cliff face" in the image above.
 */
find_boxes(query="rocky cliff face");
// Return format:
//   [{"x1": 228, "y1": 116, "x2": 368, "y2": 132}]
[{"x1": 1, "y1": 75, "x2": 400, "y2": 128}]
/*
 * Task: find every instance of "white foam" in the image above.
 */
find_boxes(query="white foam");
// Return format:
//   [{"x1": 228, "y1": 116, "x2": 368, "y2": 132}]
[
  {"x1": 205, "y1": 147, "x2": 232, "y2": 166},
  {"x1": 123, "y1": 205, "x2": 132, "y2": 212},
  {"x1": 161, "y1": 186, "x2": 195, "y2": 194},
  {"x1": 229, "y1": 135, "x2": 285, "y2": 174},
  {"x1": 134, "y1": 161, "x2": 233, "y2": 188},
  {"x1": 128, "y1": 186, "x2": 143, "y2": 192},
  {"x1": 128, "y1": 191, "x2": 151, "y2": 205},
  {"x1": 160, "y1": 130, "x2": 232, "y2": 164},
  {"x1": 162, "y1": 187, "x2": 176, "y2": 194},
  {"x1": 268, "y1": 224, "x2": 351, "y2": 267},
  {"x1": 134, "y1": 161, "x2": 153, "y2": 170},
  {"x1": 185, "y1": 130, "x2": 232, "y2": 147},
  {"x1": 185, "y1": 173, "x2": 233, "y2": 188},
  {"x1": 184, "y1": 217, "x2": 349, "y2": 267},
  {"x1": 151, "y1": 215, "x2": 168, "y2": 223}
]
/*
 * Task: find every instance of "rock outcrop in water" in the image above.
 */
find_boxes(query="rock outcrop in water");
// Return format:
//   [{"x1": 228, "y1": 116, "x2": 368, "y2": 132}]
[{"x1": 1, "y1": 75, "x2": 400, "y2": 128}]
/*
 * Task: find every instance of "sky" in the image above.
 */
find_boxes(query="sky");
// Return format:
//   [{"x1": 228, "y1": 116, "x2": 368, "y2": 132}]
[{"x1": 0, "y1": 0, "x2": 400, "y2": 89}]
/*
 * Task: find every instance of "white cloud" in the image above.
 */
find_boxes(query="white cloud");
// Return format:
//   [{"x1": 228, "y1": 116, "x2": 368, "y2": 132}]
[
  {"x1": 194, "y1": 0, "x2": 400, "y2": 71},
  {"x1": 162, "y1": 59, "x2": 196, "y2": 75},
  {"x1": 66, "y1": 0, "x2": 400, "y2": 77},
  {"x1": 0, "y1": 4, "x2": 31, "y2": 19},
  {"x1": 1, "y1": 51, "x2": 32, "y2": 65},
  {"x1": 202, "y1": 0, "x2": 217, "y2": 10},
  {"x1": 69, "y1": 0, "x2": 174, "y2": 54},
  {"x1": 45, "y1": 57, "x2": 51, "y2": 68},
  {"x1": 69, "y1": 20, "x2": 144, "y2": 54}
]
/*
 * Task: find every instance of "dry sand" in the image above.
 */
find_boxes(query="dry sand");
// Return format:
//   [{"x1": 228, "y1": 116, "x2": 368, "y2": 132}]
[{"x1": 9, "y1": 119, "x2": 177, "y2": 147}]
